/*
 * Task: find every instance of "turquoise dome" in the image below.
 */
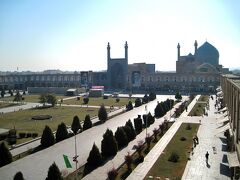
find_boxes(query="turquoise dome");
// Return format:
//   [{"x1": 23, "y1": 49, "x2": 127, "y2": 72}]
[{"x1": 195, "y1": 42, "x2": 219, "y2": 66}]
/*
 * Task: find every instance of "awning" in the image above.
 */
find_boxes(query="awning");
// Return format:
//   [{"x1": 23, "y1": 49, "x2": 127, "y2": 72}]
[
  {"x1": 217, "y1": 91, "x2": 223, "y2": 96},
  {"x1": 227, "y1": 151, "x2": 240, "y2": 167},
  {"x1": 217, "y1": 107, "x2": 227, "y2": 113},
  {"x1": 216, "y1": 117, "x2": 229, "y2": 124},
  {"x1": 215, "y1": 123, "x2": 230, "y2": 135},
  {"x1": 217, "y1": 112, "x2": 228, "y2": 119}
]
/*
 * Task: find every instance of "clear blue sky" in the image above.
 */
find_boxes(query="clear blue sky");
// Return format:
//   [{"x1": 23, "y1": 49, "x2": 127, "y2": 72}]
[{"x1": 0, "y1": 0, "x2": 239, "y2": 72}]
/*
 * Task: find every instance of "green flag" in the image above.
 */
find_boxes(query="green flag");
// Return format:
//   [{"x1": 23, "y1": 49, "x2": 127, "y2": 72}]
[{"x1": 63, "y1": 154, "x2": 72, "y2": 168}]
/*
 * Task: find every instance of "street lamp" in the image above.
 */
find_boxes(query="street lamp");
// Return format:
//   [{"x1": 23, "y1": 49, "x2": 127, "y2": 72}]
[
  {"x1": 145, "y1": 105, "x2": 148, "y2": 138},
  {"x1": 69, "y1": 129, "x2": 81, "y2": 171}
]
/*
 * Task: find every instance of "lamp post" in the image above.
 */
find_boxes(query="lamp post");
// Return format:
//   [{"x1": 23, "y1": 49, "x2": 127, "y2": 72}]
[
  {"x1": 69, "y1": 129, "x2": 80, "y2": 171},
  {"x1": 145, "y1": 105, "x2": 148, "y2": 138}
]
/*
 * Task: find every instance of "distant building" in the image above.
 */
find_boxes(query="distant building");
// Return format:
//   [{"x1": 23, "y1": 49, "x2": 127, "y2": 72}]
[{"x1": 0, "y1": 40, "x2": 230, "y2": 93}]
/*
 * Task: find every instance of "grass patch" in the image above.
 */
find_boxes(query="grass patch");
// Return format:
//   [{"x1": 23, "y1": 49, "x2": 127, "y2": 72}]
[
  {"x1": 0, "y1": 102, "x2": 17, "y2": 108},
  {"x1": 145, "y1": 123, "x2": 199, "y2": 179},
  {"x1": 188, "y1": 95, "x2": 209, "y2": 116},
  {"x1": 1, "y1": 94, "x2": 67, "y2": 103},
  {"x1": 0, "y1": 106, "x2": 99, "y2": 137},
  {"x1": 63, "y1": 97, "x2": 136, "y2": 107}
]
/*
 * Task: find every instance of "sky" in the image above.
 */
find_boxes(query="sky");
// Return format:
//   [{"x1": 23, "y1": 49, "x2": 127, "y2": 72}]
[{"x1": 0, "y1": 0, "x2": 240, "y2": 72}]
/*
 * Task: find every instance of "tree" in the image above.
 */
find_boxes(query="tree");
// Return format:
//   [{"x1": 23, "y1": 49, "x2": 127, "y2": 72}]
[
  {"x1": 0, "y1": 142, "x2": 13, "y2": 167},
  {"x1": 149, "y1": 92, "x2": 156, "y2": 101},
  {"x1": 9, "y1": 89, "x2": 13, "y2": 96},
  {"x1": 87, "y1": 143, "x2": 103, "y2": 167},
  {"x1": 98, "y1": 104, "x2": 108, "y2": 123},
  {"x1": 1, "y1": 90, "x2": 5, "y2": 98},
  {"x1": 39, "y1": 93, "x2": 47, "y2": 106},
  {"x1": 101, "y1": 129, "x2": 118, "y2": 158},
  {"x1": 13, "y1": 171, "x2": 25, "y2": 180},
  {"x1": 125, "y1": 120, "x2": 136, "y2": 140},
  {"x1": 83, "y1": 114, "x2": 92, "y2": 130},
  {"x1": 134, "y1": 115, "x2": 143, "y2": 134},
  {"x1": 126, "y1": 101, "x2": 133, "y2": 111},
  {"x1": 47, "y1": 94, "x2": 57, "y2": 107},
  {"x1": 115, "y1": 127, "x2": 128, "y2": 149},
  {"x1": 46, "y1": 162, "x2": 63, "y2": 180},
  {"x1": 142, "y1": 94, "x2": 149, "y2": 104},
  {"x1": 71, "y1": 116, "x2": 82, "y2": 134},
  {"x1": 13, "y1": 91, "x2": 22, "y2": 103},
  {"x1": 56, "y1": 122, "x2": 69, "y2": 142},
  {"x1": 83, "y1": 97, "x2": 89, "y2": 105},
  {"x1": 175, "y1": 92, "x2": 182, "y2": 101},
  {"x1": 41, "y1": 125, "x2": 55, "y2": 148},
  {"x1": 135, "y1": 98, "x2": 142, "y2": 107}
]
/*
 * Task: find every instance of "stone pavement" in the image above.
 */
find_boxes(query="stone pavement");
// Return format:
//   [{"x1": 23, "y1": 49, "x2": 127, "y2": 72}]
[{"x1": 182, "y1": 95, "x2": 231, "y2": 180}]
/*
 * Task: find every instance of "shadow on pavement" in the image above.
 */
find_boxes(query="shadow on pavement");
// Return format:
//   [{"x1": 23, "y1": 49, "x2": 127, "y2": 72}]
[
  {"x1": 220, "y1": 163, "x2": 231, "y2": 177},
  {"x1": 219, "y1": 137, "x2": 227, "y2": 144},
  {"x1": 222, "y1": 154, "x2": 228, "y2": 163}
]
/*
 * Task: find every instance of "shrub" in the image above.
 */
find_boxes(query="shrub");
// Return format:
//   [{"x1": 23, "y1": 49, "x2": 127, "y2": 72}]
[
  {"x1": 46, "y1": 162, "x2": 63, "y2": 180},
  {"x1": 83, "y1": 97, "x2": 89, "y2": 104},
  {"x1": 98, "y1": 104, "x2": 108, "y2": 123},
  {"x1": 13, "y1": 171, "x2": 25, "y2": 180},
  {"x1": 126, "y1": 101, "x2": 133, "y2": 111},
  {"x1": 77, "y1": 97, "x2": 80, "y2": 101},
  {"x1": 83, "y1": 114, "x2": 92, "y2": 130},
  {"x1": 56, "y1": 122, "x2": 69, "y2": 142},
  {"x1": 186, "y1": 123, "x2": 192, "y2": 130},
  {"x1": 116, "y1": 98, "x2": 120, "y2": 103},
  {"x1": 125, "y1": 120, "x2": 136, "y2": 140},
  {"x1": 0, "y1": 142, "x2": 13, "y2": 167},
  {"x1": 19, "y1": 132, "x2": 26, "y2": 139},
  {"x1": 103, "y1": 95, "x2": 108, "y2": 99},
  {"x1": 135, "y1": 140, "x2": 144, "y2": 158},
  {"x1": 87, "y1": 143, "x2": 103, "y2": 167},
  {"x1": 180, "y1": 136, "x2": 187, "y2": 141},
  {"x1": 142, "y1": 94, "x2": 149, "y2": 104},
  {"x1": 168, "y1": 152, "x2": 180, "y2": 162},
  {"x1": 145, "y1": 134, "x2": 152, "y2": 150},
  {"x1": 134, "y1": 115, "x2": 143, "y2": 134},
  {"x1": 107, "y1": 168, "x2": 118, "y2": 180},
  {"x1": 115, "y1": 127, "x2": 128, "y2": 149},
  {"x1": 32, "y1": 133, "x2": 38, "y2": 138},
  {"x1": 175, "y1": 92, "x2": 182, "y2": 101},
  {"x1": 71, "y1": 115, "x2": 82, "y2": 134},
  {"x1": 26, "y1": 133, "x2": 32, "y2": 138},
  {"x1": 149, "y1": 92, "x2": 156, "y2": 101},
  {"x1": 41, "y1": 125, "x2": 55, "y2": 148},
  {"x1": 135, "y1": 98, "x2": 142, "y2": 107}
]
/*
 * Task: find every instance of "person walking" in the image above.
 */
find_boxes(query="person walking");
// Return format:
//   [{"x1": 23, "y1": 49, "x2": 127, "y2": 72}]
[{"x1": 205, "y1": 151, "x2": 209, "y2": 164}]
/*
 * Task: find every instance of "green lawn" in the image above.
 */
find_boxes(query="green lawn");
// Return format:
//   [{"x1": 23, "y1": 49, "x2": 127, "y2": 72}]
[
  {"x1": 0, "y1": 106, "x2": 99, "y2": 136},
  {"x1": 1, "y1": 94, "x2": 68, "y2": 103},
  {"x1": 63, "y1": 97, "x2": 135, "y2": 107},
  {"x1": 188, "y1": 95, "x2": 209, "y2": 116},
  {"x1": 0, "y1": 102, "x2": 17, "y2": 109},
  {"x1": 145, "y1": 123, "x2": 199, "y2": 179}
]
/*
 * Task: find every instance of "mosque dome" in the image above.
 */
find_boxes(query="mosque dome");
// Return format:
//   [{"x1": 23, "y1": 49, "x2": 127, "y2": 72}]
[{"x1": 195, "y1": 41, "x2": 219, "y2": 66}]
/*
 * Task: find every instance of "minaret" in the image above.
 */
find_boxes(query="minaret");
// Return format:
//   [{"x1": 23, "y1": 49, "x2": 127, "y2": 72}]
[
  {"x1": 125, "y1": 41, "x2": 128, "y2": 63},
  {"x1": 107, "y1": 42, "x2": 111, "y2": 61},
  {"x1": 177, "y1": 43, "x2": 180, "y2": 60},
  {"x1": 194, "y1": 40, "x2": 198, "y2": 55}
]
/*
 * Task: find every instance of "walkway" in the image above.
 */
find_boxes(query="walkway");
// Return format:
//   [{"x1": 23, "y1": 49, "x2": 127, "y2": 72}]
[{"x1": 182, "y1": 95, "x2": 231, "y2": 180}]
